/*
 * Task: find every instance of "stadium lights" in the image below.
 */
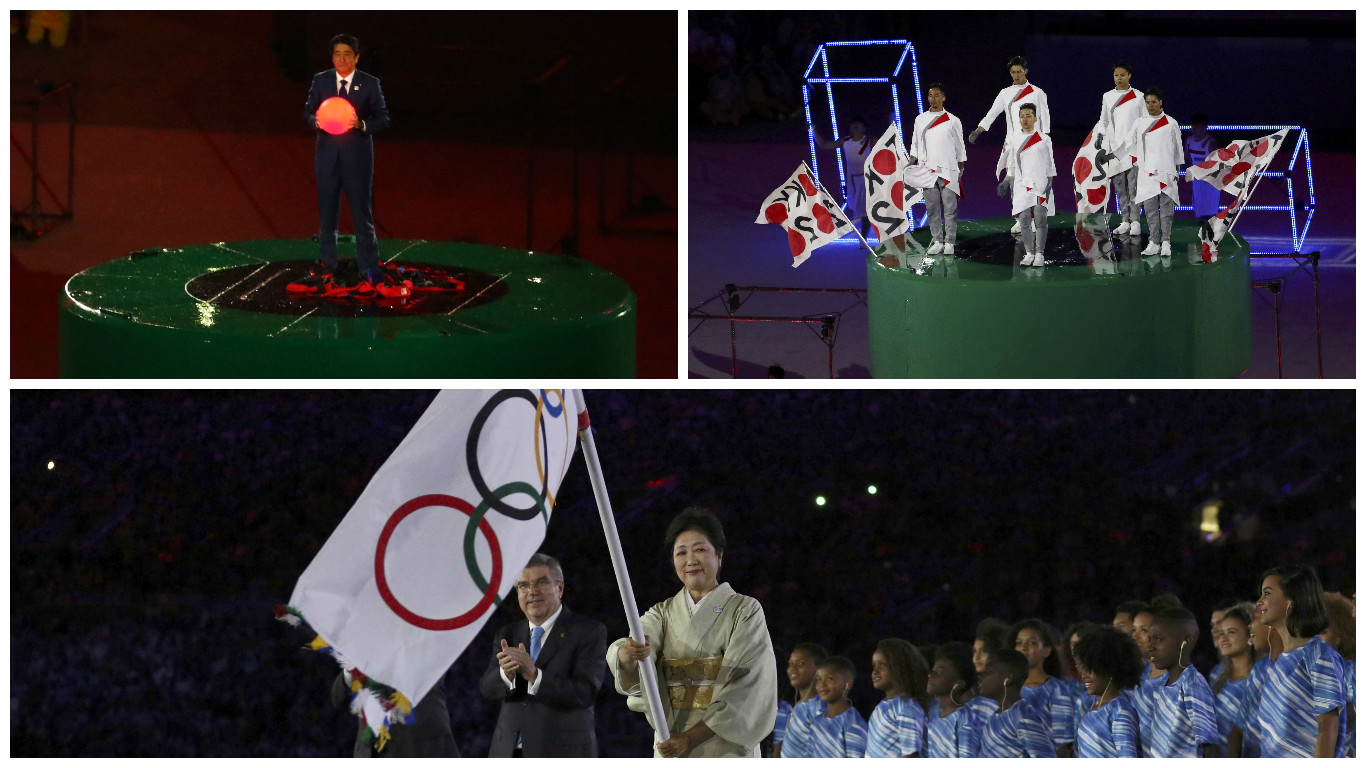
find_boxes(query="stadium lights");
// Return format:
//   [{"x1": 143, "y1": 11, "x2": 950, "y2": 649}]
[
  {"x1": 815, "y1": 495, "x2": 827, "y2": 507},
  {"x1": 867, "y1": 485, "x2": 878, "y2": 495}
]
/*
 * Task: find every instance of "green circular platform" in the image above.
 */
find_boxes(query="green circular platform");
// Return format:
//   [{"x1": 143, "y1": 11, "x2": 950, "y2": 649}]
[
  {"x1": 867, "y1": 217, "x2": 1252, "y2": 378},
  {"x1": 61, "y1": 239, "x2": 636, "y2": 377}
]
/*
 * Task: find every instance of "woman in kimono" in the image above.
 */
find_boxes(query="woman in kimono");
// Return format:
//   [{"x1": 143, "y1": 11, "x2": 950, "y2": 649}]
[{"x1": 608, "y1": 508, "x2": 778, "y2": 757}]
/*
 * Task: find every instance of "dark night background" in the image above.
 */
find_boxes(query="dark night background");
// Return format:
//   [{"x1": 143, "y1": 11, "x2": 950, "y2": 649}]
[{"x1": 9, "y1": 389, "x2": 1356, "y2": 756}]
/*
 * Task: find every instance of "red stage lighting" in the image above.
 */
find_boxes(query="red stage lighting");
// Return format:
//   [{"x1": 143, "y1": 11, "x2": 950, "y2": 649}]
[{"x1": 316, "y1": 97, "x2": 356, "y2": 136}]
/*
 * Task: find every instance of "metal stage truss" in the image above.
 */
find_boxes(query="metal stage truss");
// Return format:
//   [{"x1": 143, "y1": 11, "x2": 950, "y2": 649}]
[{"x1": 688, "y1": 285, "x2": 867, "y2": 379}]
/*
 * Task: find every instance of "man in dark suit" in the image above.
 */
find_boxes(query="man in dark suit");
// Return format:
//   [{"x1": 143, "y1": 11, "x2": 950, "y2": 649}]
[
  {"x1": 298, "y1": 33, "x2": 393, "y2": 295},
  {"x1": 479, "y1": 553, "x2": 608, "y2": 757},
  {"x1": 330, "y1": 669, "x2": 460, "y2": 757}
]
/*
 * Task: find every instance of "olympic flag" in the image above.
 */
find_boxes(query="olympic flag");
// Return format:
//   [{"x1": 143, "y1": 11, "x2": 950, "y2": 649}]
[{"x1": 279, "y1": 389, "x2": 580, "y2": 747}]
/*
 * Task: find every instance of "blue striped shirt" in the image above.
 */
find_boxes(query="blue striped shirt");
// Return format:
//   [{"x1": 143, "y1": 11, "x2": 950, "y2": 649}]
[
  {"x1": 774, "y1": 699, "x2": 793, "y2": 746},
  {"x1": 1149, "y1": 664, "x2": 1219, "y2": 757},
  {"x1": 1237, "y1": 656, "x2": 1268, "y2": 758},
  {"x1": 1128, "y1": 662, "x2": 1167, "y2": 756},
  {"x1": 1213, "y1": 674, "x2": 1250, "y2": 756},
  {"x1": 1069, "y1": 679, "x2": 1095, "y2": 744},
  {"x1": 925, "y1": 698, "x2": 986, "y2": 758},
  {"x1": 1207, "y1": 659, "x2": 1224, "y2": 689},
  {"x1": 1075, "y1": 695, "x2": 1139, "y2": 758},
  {"x1": 1258, "y1": 635, "x2": 1347, "y2": 758},
  {"x1": 1345, "y1": 659, "x2": 1355, "y2": 757},
  {"x1": 1018, "y1": 675, "x2": 1076, "y2": 750},
  {"x1": 976, "y1": 698, "x2": 1054, "y2": 758},
  {"x1": 865, "y1": 696, "x2": 926, "y2": 757},
  {"x1": 779, "y1": 696, "x2": 826, "y2": 758},
  {"x1": 807, "y1": 705, "x2": 868, "y2": 758}
]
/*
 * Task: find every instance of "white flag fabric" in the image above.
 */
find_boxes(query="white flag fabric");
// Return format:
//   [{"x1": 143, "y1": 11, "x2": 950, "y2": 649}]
[
  {"x1": 863, "y1": 123, "x2": 933, "y2": 243},
  {"x1": 1186, "y1": 129, "x2": 1289, "y2": 195},
  {"x1": 1196, "y1": 191, "x2": 1244, "y2": 262},
  {"x1": 283, "y1": 389, "x2": 580, "y2": 743},
  {"x1": 1072, "y1": 121, "x2": 1130, "y2": 214},
  {"x1": 756, "y1": 162, "x2": 855, "y2": 267}
]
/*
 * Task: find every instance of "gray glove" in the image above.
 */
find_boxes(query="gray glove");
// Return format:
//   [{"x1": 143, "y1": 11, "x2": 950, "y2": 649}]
[
  {"x1": 1042, "y1": 179, "x2": 1053, "y2": 199},
  {"x1": 996, "y1": 176, "x2": 1012, "y2": 198},
  {"x1": 968, "y1": 127, "x2": 984, "y2": 144}
]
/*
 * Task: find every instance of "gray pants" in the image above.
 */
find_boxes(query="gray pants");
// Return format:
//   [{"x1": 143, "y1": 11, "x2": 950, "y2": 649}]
[
  {"x1": 1142, "y1": 194, "x2": 1175, "y2": 243},
  {"x1": 1016, "y1": 205, "x2": 1048, "y2": 252},
  {"x1": 1115, "y1": 167, "x2": 1139, "y2": 223},
  {"x1": 924, "y1": 178, "x2": 958, "y2": 244}
]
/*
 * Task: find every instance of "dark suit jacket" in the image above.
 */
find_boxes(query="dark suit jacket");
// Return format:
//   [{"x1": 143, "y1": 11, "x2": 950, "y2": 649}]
[
  {"x1": 303, "y1": 68, "x2": 390, "y2": 170},
  {"x1": 331, "y1": 671, "x2": 460, "y2": 758},
  {"x1": 478, "y1": 607, "x2": 608, "y2": 757}
]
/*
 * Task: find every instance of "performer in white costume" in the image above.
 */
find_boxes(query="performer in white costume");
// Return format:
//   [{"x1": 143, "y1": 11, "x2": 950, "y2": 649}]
[
  {"x1": 816, "y1": 118, "x2": 872, "y2": 237},
  {"x1": 1118, "y1": 88, "x2": 1183, "y2": 257},
  {"x1": 1100, "y1": 61, "x2": 1145, "y2": 236},
  {"x1": 997, "y1": 103, "x2": 1055, "y2": 267},
  {"x1": 609, "y1": 509, "x2": 778, "y2": 758},
  {"x1": 1184, "y1": 114, "x2": 1220, "y2": 220},
  {"x1": 909, "y1": 83, "x2": 967, "y2": 256},
  {"x1": 969, "y1": 56, "x2": 1049, "y2": 234}
]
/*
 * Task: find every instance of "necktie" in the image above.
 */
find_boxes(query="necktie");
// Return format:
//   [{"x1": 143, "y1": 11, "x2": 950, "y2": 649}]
[
  {"x1": 530, "y1": 625, "x2": 544, "y2": 662},
  {"x1": 339, "y1": 79, "x2": 348, "y2": 98}
]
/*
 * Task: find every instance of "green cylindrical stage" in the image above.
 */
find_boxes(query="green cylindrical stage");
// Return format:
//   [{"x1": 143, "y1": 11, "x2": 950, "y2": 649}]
[
  {"x1": 867, "y1": 217, "x2": 1252, "y2": 378},
  {"x1": 61, "y1": 239, "x2": 636, "y2": 377}
]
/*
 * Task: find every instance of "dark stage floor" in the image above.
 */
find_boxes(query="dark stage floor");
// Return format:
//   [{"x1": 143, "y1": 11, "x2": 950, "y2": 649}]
[
  {"x1": 688, "y1": 127, "x2": 1355, "y2": 379},
  {"x1": 11, "y1": 11, "x2": 677, "y2": 378}
]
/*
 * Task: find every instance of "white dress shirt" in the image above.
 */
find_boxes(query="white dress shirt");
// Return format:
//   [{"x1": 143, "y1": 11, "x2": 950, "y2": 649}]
[{"x1": 499, "y1": 604, "x2": 564, "y2": 695}]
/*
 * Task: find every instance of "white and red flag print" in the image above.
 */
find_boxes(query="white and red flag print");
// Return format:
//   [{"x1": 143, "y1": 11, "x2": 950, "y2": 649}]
[
  {"x1": 282, "y1": 389, "x2": 580, "y2": 744},
  {"x1": 1187, "y1": 129, "x2": 1288, "y2": 195},
  {"x1": 1196, "y1": 191, "x2": 1244, "y2": 262},
  {"x1": 1072, "y1": 121, "x2": 1130, "y2": 214},
  {"x1": 862, "y1": 123, "x2": 934, "y2": 243},
  {"x1": 756, "y1": 162, "x2": 855, "y2": 267}
]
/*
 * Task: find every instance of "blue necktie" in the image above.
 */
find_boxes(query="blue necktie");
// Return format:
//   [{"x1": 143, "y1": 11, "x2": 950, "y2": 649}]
[
  {"x1": 530, "y1": 625, "x2": 544, "y2": 662},
  {"x1": 339, "y1": 79, "x2": 348, "y2": 98}
]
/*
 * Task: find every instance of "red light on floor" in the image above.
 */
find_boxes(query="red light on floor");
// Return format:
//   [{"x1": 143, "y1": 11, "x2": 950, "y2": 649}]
[{"x1": 316, "y1": 97, "x2": 356, "y2": 136}]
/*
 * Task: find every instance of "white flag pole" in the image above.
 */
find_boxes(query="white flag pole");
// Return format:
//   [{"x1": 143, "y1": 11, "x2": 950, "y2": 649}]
[{"x1": 573, "y1": 391, "x2": 671, "y2": 745}]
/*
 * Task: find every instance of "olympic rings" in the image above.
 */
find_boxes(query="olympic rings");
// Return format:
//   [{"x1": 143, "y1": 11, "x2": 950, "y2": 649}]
[
  {"x1": 463, "y1": 481, "x2": 549, "y2": 604},
  {"x1": 375, "y1": 494, "x2": 502, "y2": 630},
  {"x1": 467, "y1": 390, "x2": 550, "y2": 521}
]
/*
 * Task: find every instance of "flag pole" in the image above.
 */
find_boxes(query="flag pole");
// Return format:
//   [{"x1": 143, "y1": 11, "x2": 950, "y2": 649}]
[
  {"x1": 1217, "y1": 166, "x2": 1268, "y2": 247},
  {"x1": 573, "y1": 391, "x2": 672, "y2": 745}
]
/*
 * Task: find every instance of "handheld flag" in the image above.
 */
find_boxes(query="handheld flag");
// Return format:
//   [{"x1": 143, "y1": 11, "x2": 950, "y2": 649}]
[
  {"x1": 278, "y1": 389, "x2": 580, "y2": 747},
  {"x1": 756, "y1": 162, "x2": 855, "y2": 267},
  {"x1": 863, "y1": 123, "x2": 934, "y2": 243},
  {"x1": 1186, "y1": 129, "x2": 1288, "y2": 195},
  {"x1": 1072, "y1": 121, "x2": 1130, "y2": 214}
]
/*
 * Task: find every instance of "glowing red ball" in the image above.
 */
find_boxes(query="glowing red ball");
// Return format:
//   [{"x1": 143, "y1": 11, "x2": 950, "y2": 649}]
[{"x1": 316, "y1": 97, "x2": 357, "y2": 136}]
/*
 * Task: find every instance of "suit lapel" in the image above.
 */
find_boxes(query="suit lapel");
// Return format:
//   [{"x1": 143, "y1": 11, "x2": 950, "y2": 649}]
[{"x1": 534, "y1": 608, "x2": 572, "y2": 669}]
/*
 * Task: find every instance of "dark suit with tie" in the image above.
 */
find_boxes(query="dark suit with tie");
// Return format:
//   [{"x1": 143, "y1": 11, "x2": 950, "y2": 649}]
[
  {"x1": 303, "y1": 68, "x2": 389, "y2": 274},
  {"x1": 331, "y1": 670, "x2": 460, "y2": 758},
  {"x1": 478, "y1": 607, "x2": 609, "y2": 757}
]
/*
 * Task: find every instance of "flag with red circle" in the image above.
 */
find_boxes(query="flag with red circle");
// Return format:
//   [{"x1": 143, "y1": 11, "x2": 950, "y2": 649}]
[
  {"x1": 863, "y1": 123, "x2": 935, "y2": 243},
  {"x1": 755, "y1": 162, "x2": 855, "y2": 267},
  {"x1": 281, "y1": 389, "x2": 580, "y2": 746},
  {"x1": 1186, "y1": 129, "x2": 1288, "y2": 195},
  {"x1": 1072, "y1": 120, "x2": 1131, "y2": 214}
]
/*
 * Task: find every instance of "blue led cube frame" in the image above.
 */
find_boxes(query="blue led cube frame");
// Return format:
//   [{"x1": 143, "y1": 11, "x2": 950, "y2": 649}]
[
  {"x1": 804, "y1": 40, "x2": 927, "y2": 234},
  {"x1": 1112, "y1": 125, "x2": 1315, "y2": 253}
]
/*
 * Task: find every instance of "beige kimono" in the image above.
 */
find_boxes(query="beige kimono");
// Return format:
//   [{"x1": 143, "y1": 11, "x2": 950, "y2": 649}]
[{"x1": 607, "y1": 582, "x2": 778, "y2": 757}]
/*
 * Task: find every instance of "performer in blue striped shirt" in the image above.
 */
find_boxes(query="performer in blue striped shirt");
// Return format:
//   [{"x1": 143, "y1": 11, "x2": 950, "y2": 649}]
[
  {"x1": 925, "y1": 642, "x2": 992, "y2": 758},
  {"x1": 1232, "y1": 611, "x2": 1273, "y2": 758},
  {"x1": 1062, "y1": 622, "x2": 1101, "y2": 750},
  {"x1": 1073, "y1": 626, "x2": 1143, "y2": 758},
  {"x1": 866, "y1": 638, "x2": 929, "y2": 757},
  {"x1": 1211, "y1": 603, "x2": 1259, "y2": 756},
  {"x1": 1011, "y1": 619, "x2": 1076, "y2": 756},
  {"x1": 775, "y1": 642, "x2": 827, "y2": 757},
  {"x1": 779, "y1": 693, "x2": 826, "y2": 758},
  {"x1": 806, "y1": 656, "x2": 868, "y2": 758},
  {"x1": 1125, "y1": 605, "x2": 1163, "y2": 755},
  {"x1": 1321, "y1": 591, "x2": 1355, "y2": 758},
  {"x1": 1145, "y1": 608, "x2": 1219, "y2": 757},
  {"x1": 1206, "y1": 599, "x2": 1241, "y2": 688},
  {"x1": 1255, "y1": 565, "x2": 1347, "y2": 758},
  {"x1": 974, "y1": 649, "x2": 1054, "y2": 757}
]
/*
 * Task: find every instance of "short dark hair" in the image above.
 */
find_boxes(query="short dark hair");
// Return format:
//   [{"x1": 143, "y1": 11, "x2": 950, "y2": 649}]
[
  {"x1": 1153, "y1": 607, "x2": 1199, "y2": 638},
  {"x1": 1211, "y1": 597, "x2": 1243, "y2": 614},
  {"x1": 988, "y1": 648, "x2": 1030, "y2": 687},
  {"x1": 819, "y1": 655, "x2": 856, "y2": 678},
  {"x1": 975, "y1": 618, "x2": 1011, "y2": 650},
  {"x1": 1112, "y1": 60, "x2": 1132, "y2": 75},
  {"x1": 877, "y1": 638, "x2": 930, "y2": 703},
  {"x1": 1007, "y1": 55, "x2": 1028, "y2": 70},
  {"x1": 1018, "y1": 102, "x2": 1037, "y2": 117},
  {"x1": 849, "y1": 116, "x2": 867, "y2": 128},
  {"x1": 1143, "y1": 86, "x2": 1164, "y2": 101},
  {"x1": 926, "y1": 82, "x2": 947, "y2": 97},
  {"x1": 1149, "y1": 593, "x2": 1184, "y2": 612},
  {"x1": 934, "y1": 641, "x2": 978, "y2": 689},
  {"x1": 1073, "y1": 626, "x2": 1143, "y2": 690},
  {"x1": 1190, "y1": 112, "x2": 1210, "y2": 126},
  {"x1": 524, "y1": 552, "x2": 564, "y2": 582},
  {"x1": 1323, "y1": 592, "x2": 1355, "y2": 661},
  {"x1": 793, "y1": 642, "x2": 829, "y2": 665},
  {"x1": 1115, "y1": 600, "x2": 1148, "y2": 620},
  {"x1": 1011, "y1": 618, "x2": 1064, "y2": 678},
  {"x1": 665, "y1": 507, "x2": 726, "y2": 554},
  {"x1": 1262, "y1": 565, "x2": 1330, "y2": 638},
  {"x1": 330, "y1": 33, "x2": 359, "y2": 55}
]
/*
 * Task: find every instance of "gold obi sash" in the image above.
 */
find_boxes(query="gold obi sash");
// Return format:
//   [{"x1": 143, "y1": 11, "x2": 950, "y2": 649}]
[{"x1": 663, "y1": 656, "x2": 723, "y2": 711}]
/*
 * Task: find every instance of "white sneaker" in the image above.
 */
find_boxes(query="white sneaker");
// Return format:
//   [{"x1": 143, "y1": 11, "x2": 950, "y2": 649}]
[
  {"x1": 1129, "y1": 221, "x2": 1143, "y2": 236},
  {"x1": 1159, "y1": 241, "x2": 1171, "y2": 256},
  {"x1": 1141, "y1": 242, "x2": 1160, "y2": 256},
  {"x1": 1113, "y1": 221, "x2": 1131, "y2": 236},
  {"x1": 943, "y1": 243, "x2": 955, "y2": 255},
  {"x1": 1011, "y1": 221, "x2": 1022, "y2": 235},
  {"x1": 927, "y1": 241, "x2": 944, "y2": 255}
]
